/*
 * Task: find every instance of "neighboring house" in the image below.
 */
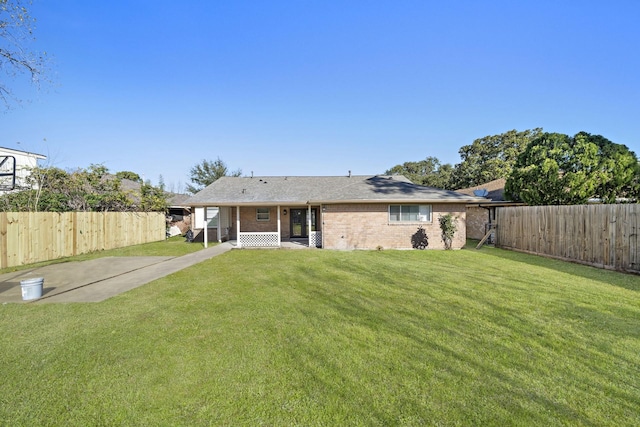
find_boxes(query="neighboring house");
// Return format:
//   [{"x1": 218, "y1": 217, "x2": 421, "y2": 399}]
[
  {"x1": 0, "y1": 146, "x2": 47, "y2": 191},
  {"x1": 166, "y1": 193, "x2": 191, "y2": 236},
  {"x1": 455, "y1": 178, "x2": 524, "y2": 241},
  {"x1": 186, "y1": 174, "x2": 487, "y2": 250}
]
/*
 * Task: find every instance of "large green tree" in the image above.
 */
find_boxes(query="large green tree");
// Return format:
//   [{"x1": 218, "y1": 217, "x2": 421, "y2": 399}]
[
  {"x1": 450, "y1": 128, "x2": 543, "y2": 189},
  {"x1": 505, "y1": 132, "x2": 639, "y2": 205},
  {"x1": 0, "y1": 0, "x2": 49, "y2": 108},
  {"x1": 384, "y1": 156, "x2": 454, "y2": 189},
  {"x1": 186, "y1": 157, "x2": 241, "y2": 194},
  {"x1": 584, "y1": 132, "x2": 640, "y2": 203}
]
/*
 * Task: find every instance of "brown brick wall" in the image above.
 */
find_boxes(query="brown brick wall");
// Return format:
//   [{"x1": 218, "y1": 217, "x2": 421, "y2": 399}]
[
  {"x1": 321, "y1": 203, "x2": 467, "y2": 250},
  {"x1": 240, "y1": 206, "x2": 278, "y2": 233},
  {"x1": 466, "y1": 206, "x2": 489, "y2": 240},
  {"x1": 226, "y1": 204, "x2": 467, "y2": 249}
]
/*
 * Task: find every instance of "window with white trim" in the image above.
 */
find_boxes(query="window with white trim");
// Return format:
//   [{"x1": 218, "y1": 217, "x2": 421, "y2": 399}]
[
  {"x1": 389, "y1": 205, "x2": 432, "y2": 222},
  {"x1": 256, "y1": 208, "x2": 270, "y2": 221},
  {"x1": 206, "y1": 207, "x2": 219, "y2": 227}
]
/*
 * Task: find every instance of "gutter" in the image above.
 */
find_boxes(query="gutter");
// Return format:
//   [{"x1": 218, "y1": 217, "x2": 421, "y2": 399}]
[
  {"x1": 308, "y1": 197, "x2": 490, "y2": 205},
  {"x1": 189, "y1": 198, "x2": 489, "y2": 207}
]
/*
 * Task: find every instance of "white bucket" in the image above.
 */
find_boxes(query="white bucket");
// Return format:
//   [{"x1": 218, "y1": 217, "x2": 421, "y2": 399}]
[{"x1": 20, "y1": 277, "x2": 44, "y2": 301}]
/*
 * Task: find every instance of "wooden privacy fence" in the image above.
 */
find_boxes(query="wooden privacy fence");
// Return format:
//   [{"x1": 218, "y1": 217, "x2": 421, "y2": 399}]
[
  {"x1": 496, "y1": 204, "x2": 640, "y2": 273},
  {"x1": 0, "y1": 212, "x2": 166, "y2": 269}
]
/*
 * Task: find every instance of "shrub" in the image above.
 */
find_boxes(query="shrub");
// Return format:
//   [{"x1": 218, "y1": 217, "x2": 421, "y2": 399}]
[{"x1": 438, "y1": 214, "x2": 458, "y2": 250}]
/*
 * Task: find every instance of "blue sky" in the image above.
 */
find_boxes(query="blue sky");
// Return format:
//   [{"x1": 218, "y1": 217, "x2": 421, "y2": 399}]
[{"x1": 3, "y1": 1, "x2": 640, "y2": 192}]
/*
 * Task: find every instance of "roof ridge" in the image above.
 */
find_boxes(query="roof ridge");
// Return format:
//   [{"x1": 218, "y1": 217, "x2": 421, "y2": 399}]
[{"x1": 229, "y1": 175, "x2": 377, "y2": 179}]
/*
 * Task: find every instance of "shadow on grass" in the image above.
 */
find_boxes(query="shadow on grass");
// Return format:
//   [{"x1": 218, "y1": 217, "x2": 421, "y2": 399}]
[
  {"x1": 287, "y1": 269, "x2": 601, "y2": 425},
  {"x1": 472, "y1": 243, "x2": 640, "y2": 293}
]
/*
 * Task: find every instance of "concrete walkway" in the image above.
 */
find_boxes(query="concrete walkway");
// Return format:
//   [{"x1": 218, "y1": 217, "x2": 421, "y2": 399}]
[{"x1": 0, "y1": 242, "x2": 234, "y2": 304}]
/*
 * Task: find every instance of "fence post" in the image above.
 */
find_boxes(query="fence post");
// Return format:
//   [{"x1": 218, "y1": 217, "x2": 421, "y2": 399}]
[{"x1": 0, "y1": 212, "x2": 7, "y2": 269}]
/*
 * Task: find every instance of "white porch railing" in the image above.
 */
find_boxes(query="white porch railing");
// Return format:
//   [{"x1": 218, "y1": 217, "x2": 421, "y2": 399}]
[
  {"x1": 238, "y1": 232, "x2": 280, "y2": 247},
  {"x1": 309, "y1": 231, "x2": 322, "y2": 248}
]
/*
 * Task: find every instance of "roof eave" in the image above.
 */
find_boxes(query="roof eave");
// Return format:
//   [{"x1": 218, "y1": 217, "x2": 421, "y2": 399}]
[
  {"x1": 0, "y1": 147, "x2": 47, "y2": 159},
  {"x1": 466, "y1": 201, "x2": 525, "y2": 207},
  {"x1": 309, "y1": 198, "x2": 489, "y2": 204},
  {"x1": 188, "y1": 198, "x2": 487, "y2": 206},
  {"x1": 188, "y1": 201, "x2": 311, "y2": 207}
]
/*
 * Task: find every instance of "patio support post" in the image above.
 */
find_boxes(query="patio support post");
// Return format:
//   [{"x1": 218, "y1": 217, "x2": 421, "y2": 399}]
[
  {"x1": 203, "y1": 211, "x2": 208, "y2": 249},
  {"x1": 236, "y1": 205, "x2": 241, "y2": 248},
  {"x1": 320, "y1": 204, "x2": 324, "y2": 248},
  {"x1": 308, "y1": 204, "x2": 312, "y2": 247},
  {"x1": 277, "y1": 205, "x2": 281, "y2": 247},
  {"x1": 217, "y1": 206, "x2": 221, "y2": 243}
]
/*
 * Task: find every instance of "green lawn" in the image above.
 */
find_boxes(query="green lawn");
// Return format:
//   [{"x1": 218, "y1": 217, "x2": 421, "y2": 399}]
[{"x1": 0, "y1": 244, "x2": 638, "y2": 426}]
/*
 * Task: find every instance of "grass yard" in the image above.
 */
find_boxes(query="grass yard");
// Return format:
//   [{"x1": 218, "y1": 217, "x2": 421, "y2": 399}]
[{"x1": 0, "y1": 244, "x2": 639, "y2": 426}]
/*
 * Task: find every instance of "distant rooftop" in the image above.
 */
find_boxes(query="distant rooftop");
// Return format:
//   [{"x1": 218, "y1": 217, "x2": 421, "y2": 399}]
[
  {"x1": 0, "y1": 146, "x2": 47, "y2": 159},
  {"x1": 456, "y1": 178, "x2": 506, "y2": 202}
]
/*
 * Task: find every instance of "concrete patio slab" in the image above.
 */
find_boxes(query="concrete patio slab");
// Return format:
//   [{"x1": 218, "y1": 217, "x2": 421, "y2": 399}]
[{"x1": 0, "y1": 242, "x2": 234, "y2": 303}]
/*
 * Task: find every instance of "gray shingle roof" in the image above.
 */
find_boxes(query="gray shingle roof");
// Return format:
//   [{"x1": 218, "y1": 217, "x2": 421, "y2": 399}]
[
  {"x1": 455, "y1": 178, "x2": 507, "y2": 202},
  {"x1": 185, "y1": 175, "x2": 488, "y2": 206}
]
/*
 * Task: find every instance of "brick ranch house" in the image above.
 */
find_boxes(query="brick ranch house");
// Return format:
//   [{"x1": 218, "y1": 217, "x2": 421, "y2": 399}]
[{"x1": 186, "y1": 175, "x2": 487, "y2": 250}]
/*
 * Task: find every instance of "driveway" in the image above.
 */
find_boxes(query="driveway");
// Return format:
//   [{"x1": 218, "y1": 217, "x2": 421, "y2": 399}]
[{"x1": 0, "y1": 243, "x2": 233, "y2": 303}]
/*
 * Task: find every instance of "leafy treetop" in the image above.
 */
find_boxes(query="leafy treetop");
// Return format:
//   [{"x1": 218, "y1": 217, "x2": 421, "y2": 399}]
[
  {"x1": 450, "y1": 128, "x2": 543, "y2": 189},
  {"x1": 186, "y1": 157, "x2": 241, "y2": 194},
  {"x1": 115, "y1": 171, "x2": 142, "y2": 183},
  {"x1": 385, "y1": 156, "x2": 454, "y2": 189},
  {"x1": 505, "y1": 132, "x2": 639, "y2": 205}
]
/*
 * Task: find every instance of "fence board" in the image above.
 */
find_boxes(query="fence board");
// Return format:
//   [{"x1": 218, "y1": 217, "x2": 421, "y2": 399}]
[
  {"x1": 0, "y1": 212, "x2": 7, "y2": 268},
  {"x1": 496, "y1": 204, "x2": 640, "y2": 273},
  {"x1": 0, "y1": 212, "x2": 165, "y2": 269}
]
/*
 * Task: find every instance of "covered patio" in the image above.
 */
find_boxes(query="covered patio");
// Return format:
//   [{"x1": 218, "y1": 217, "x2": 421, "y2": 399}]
[{"x1": 195, "y1": 204, "x2": 323, "y2": 248}]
